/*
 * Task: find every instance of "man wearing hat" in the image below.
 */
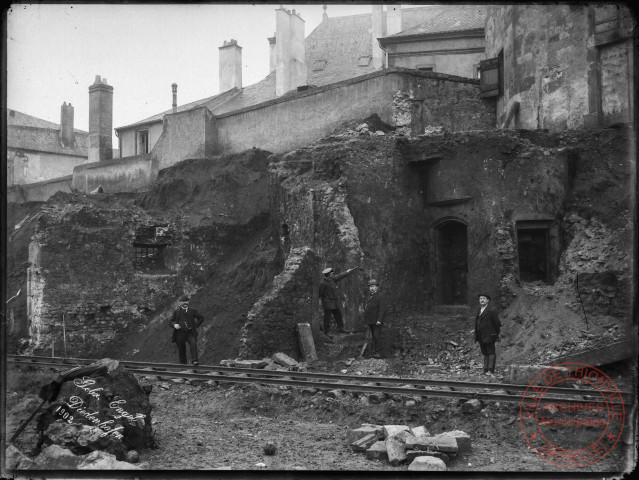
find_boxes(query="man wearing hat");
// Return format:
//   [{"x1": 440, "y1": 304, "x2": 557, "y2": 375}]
[
  {"x1": 474, "y1": 293, "x2": 501, "y2": 376},
  {"x1": 170, "y1": 295, "x2": 205, "y2": 365},
  {"x1": 364, "y1": 279, "x2": 387, "y2": 358},
  {"x1": 319, "y1": 266, "x2": 358, "y2": 336}
]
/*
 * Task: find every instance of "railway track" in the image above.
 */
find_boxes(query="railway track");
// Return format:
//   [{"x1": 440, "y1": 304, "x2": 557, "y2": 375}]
[{"x1": 7, "y1": 355, "x2": 632, "y2": 406}]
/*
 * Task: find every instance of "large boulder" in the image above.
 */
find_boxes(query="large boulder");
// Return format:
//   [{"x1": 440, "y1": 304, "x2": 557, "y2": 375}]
[
  {"x1": 31, "y1": 445, "x2": 84, "y2": 470},
  {"x1": 37, "y1": 358, "x2": 156, "y2": 454},
  {"x1": 5, "y1": 444, "x2": 35, "y2": 469}
]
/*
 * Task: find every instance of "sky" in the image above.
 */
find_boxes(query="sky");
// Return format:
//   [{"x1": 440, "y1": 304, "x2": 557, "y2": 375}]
[{"x1": 6, "y1": 3, "x2": 425, "y2": 147}]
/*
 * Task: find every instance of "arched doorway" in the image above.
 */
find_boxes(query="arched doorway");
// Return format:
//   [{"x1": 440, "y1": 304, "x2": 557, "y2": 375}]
[{"x1": 434, "y1": 219, "x2": 468, "y2": 305}]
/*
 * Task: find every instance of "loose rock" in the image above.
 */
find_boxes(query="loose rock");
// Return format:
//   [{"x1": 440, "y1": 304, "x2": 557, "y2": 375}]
[{"x1": 408, "y1": 455, "x2": 447, "y2": 471}]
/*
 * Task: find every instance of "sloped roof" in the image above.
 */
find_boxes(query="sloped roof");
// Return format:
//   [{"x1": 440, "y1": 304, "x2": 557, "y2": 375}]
[
  {"x1": 385, "y1": 4, "x2": 487, "y2": 39},
  {"x1": 117, "y1": 5, "x2": 485, "y2": 130},
  {"x1": 7, "y1": 109, "x2": 89, "y2": 157},
  {"x1": 8, "y1": 125, "x2": 89, "y2": 157}
]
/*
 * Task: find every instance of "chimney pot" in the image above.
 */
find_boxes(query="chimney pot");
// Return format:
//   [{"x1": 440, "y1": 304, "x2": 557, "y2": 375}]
[
  {"x1": 172, "y1": 83, "x2": 178, "y2": 113},
  {"x1": 219, "y1": 39, "x2": 243, "y2": 92}
]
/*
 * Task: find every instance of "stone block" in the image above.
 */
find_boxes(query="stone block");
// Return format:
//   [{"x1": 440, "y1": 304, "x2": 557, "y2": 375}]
[
  {"x1": 351, "y1": 433, "x2": 378, "y2": 452},
  {"x1": 385, "y1": 436, "x2": 407, "y2": 466},
  {"x1": 406, "y1": 450, "x2": 449, "y2": 464},
  {"x1": 33, "y1": 445, "x2": 83, "y2": 470},
  {"x1": 347, "y1": 426, "x2": 382, "y2": 444},
  {"x1": 407, "y1": 456, "x2": 447, "y2": 471},
  {"x1": 441, "y1": 430, "x2": 471, "y2": 453},
  {"x1": 272, "y1": 352, "x2": 298, "y2": 368},
  {"x1": 507, "y1": 364, "x2": 569, "y2": 385},
  {"x1": 410, "y1": 426, "x2": 430, "y2": 437},
  {"x1": 461, "y1": 399, "x2": 483, "y2": 413},
  {"x1": 393, "y1": 431, "x2": 416, "y2": 444},
  {"x1": 365, "y1": 441, "x2": 388, "y2": 461},
  {"x1": 405, "y1": 434, "x2": 458, "y2": 453},
  {"x1": 327, "y1": 389, "x2": 345, "y2": 399},
  {"x1": 232, "y1": 359, "x2": 269, "y2": 369},
  {"x1": 383, "y1": 425, "x2": 411, "y2": 439},
  {"x1": 368, "y1": 392, "x2": 388, "y2": 404}
]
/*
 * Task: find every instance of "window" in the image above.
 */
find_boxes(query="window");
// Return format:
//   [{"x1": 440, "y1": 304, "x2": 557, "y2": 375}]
[
  {"x1": 137, "y1": 130, "x2": 149, "y2": 155},
  {"x1": 516, "y1": 221, "x2": 555, "y2": 283},
  {"x1": 133, "y1": 243, "x2": 166, "y2": 272},
  {"x1": 312, "y1": 60, "x2": 327, "y2": 71},
  {"x1": 479, "y1": 50, "x2": 503, "y2": 98},
  {"x1": 593, "y1": 5, "x2": 623, "y2": 46},
  {"x1": 358, "y1": 56, "x2": 372, "y2": 67}
]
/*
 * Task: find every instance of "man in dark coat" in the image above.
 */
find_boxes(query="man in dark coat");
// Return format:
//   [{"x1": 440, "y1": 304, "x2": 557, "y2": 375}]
[
  {"x1": 474, "y1": 293, "x2": 501, "y2": 376},
  {"x1": 170, "y1": 295, "x2": 205, "y2": 365},
  {"x1": 319, "y1": 266, "x2": 357, "y2": 336},
  {"x1": 364, "y1": 279, "x2": 387, "y2": 358}
]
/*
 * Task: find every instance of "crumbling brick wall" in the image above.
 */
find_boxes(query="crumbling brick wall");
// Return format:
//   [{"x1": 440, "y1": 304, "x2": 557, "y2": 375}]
[{"x1": 239, "y1": 247, "x2": 317, "y2": 360}]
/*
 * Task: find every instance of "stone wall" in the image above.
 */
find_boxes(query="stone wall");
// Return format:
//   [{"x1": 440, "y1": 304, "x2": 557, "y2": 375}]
[
  {"x1": 8, "y1": 149, "x2": 88, "y2": 186},
  {"x1": 239, "y1": 247, "x2": 317, "y2": 359},
  {"x1": 8, "y1": 176, "x2": 73, "y2": 203},
  {"x1": 72, "y1": 154, "x2": 157, "y2": 193}
]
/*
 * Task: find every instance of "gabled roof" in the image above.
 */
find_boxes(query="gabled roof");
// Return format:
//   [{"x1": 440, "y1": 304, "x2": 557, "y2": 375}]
[
  {"x1": 7, "y1": 109, "x2": 89, "y2": 157},
  {"x1": 116, "y1": 5, "x2": 486, "y2": 131},
  {"x1": 384, "y1": 5, "x2": 487, "y2": 39},
  {"x1": 8, "y1": 125, "x2": 89, "y2": 157}
]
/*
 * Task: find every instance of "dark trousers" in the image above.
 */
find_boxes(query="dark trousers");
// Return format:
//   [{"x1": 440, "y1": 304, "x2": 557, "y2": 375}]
[
  {"x1": 175, "y1": 330, "x2": 198, "y2": 364},
  {"x1": 323, "y1": 309, "x2": 344, "y2": 335},
  {"x1": 479, "y1": 342, "x2": 496, "y2": 355},
  {"x1": 368, "y1": 324, "x2": 383, "y2": 355}
]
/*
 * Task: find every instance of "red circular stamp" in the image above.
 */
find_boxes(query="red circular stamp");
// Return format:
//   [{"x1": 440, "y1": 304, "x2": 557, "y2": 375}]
[{"x1": 519, "y1": 362, "x2": 625, "y2": 468}]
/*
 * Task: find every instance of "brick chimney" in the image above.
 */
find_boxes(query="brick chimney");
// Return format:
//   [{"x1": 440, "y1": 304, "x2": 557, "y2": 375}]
[
  {"x1": 387, "y1": 5, "x2": 402, "y2": 36},
  {"x1": 172, "y1": 83, "x2": 178, "y2": 113},
  {"x1": 219, "y1": 39, "x2": 242, "y2": 93},
  {"x1": 275, "y1": 7, "x2": 306, "y2": 96},
  {"x1": 60, "y1": 102, "x2": 75, "y2": 147},
  {"x1": 88, "y1": 75, "x2": 113, "y2": 163},
  {"x1": 371, "y1": 5, "x2": 384, "y2": 69},
  {"x1": 268, "y1": 35, "x2": 276, "y2": 73}
]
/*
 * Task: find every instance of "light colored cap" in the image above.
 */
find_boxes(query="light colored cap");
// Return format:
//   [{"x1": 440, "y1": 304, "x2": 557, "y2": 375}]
[{"x1": 322, "y1": 267, "x2": 333, "y2": 275}]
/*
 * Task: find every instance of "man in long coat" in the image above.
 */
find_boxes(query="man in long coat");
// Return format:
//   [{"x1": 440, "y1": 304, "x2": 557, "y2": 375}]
[
  {"x1": 170, "y1": 295, "x2": 205, "y2": 365},
  {"x1": 474, "y1": 293, "x2": 501, "y2": 376},
  {"x1": 319, "y1": 266, "x2": 357, "y2": 336},
  {"x1": 364, "y1": 279, "x2": 387, "y2": 358}
]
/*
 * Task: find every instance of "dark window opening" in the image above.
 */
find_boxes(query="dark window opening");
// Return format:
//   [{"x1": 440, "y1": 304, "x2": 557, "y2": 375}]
[
  {"x1": 517, "y1": 228, "x2": 550, "y2": 283},
  {"x1": 435, "y1": 221, "x2": 468, "y2": 305},
  {"x1": 133, "y1": 243, "x2": 167, "y2": 273},
  {"x1": 137, "y1": 130, "x2": 149, "y2": 155}
]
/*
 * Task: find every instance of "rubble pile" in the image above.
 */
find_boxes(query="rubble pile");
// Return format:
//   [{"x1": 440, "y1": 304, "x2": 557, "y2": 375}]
[{"x1": 347, "y1": 423, "x2": 472, "y2": 471}]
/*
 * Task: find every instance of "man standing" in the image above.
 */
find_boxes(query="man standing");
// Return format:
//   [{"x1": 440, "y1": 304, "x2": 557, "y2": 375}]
[
  {"x1": 170, "y1": 295, "x2": 205, "y2": 365},
  {"x1": 364, "y1": 279, "x2": 387, "y2": 358},
  {"x1": 474, "y1": 293, "x2": 501, "y2": 376},
  {"x1": 319, "y1": 266, "x2": 357, "y2": 336}
]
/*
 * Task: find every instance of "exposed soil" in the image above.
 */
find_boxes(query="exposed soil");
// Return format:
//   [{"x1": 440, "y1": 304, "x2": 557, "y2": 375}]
[{"x1": 6, "y1": 358, "x2": 634, "y2": 474}]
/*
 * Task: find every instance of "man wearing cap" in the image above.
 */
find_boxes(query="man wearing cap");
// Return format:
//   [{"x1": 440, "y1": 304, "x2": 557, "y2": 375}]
[
  {"x1": 474, "y1": 293, "x2": 501, "y2": 376},
  {"x1": 364, "y1": 279, "x2": 387, "y2": 358},
  {"x1": 170, "y1": 295, "x2": 205, "y2": 365},
  {"x1": 319, "y1": 266, "x2": 358, "y2": 336}
]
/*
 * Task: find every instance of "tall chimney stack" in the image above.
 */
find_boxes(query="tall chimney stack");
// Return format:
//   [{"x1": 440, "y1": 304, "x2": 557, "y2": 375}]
[
  {"x1": 219, "y1": 39, "x2": 242, "y2": 93},
  {"x1": 60, "y1": 102, "x2": 75, "y2": 147},
  {"x1": 268, "y1": 35, "x2": 276, "y2": 73},
  {"x1": 275, "y1": 7, "x2": 306, "y2": 96},
  {"x1": 172, "y1": 83, "x2": 178, "y2": 113},
  {"x1": 88, "y1": 75, "x2": 113, "y2": 163},
  {"x1": 371, "y1": 6, "x2": 384, "y2": 69},
  {"x1": 387, "y1": 5, "x2": 402, "y2": 36}
]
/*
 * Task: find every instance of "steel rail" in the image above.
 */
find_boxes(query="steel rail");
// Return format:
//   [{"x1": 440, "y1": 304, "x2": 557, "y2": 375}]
[
  {"x1": 8, "y1": 355, "x2": 630, "y2": 406},
  {"x1": 7, "y1": 354, "x2": 632, "y2": 400}
]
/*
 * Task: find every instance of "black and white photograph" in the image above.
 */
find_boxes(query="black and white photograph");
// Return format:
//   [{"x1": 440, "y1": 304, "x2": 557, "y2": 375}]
[{"x1": 2, "y1": 2, "x2": 637, "y2": 476}]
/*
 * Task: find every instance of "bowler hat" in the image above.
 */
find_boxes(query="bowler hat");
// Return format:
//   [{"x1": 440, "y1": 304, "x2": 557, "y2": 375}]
[
  {"x1": 179, "y1": 295, "x2": 190, "y2": 302},
  {"x1": 368, "y1": 279, "x2": 379, "y2": 286},
  {"x1": 478, "y1": 293, "x2": 491, "y2": 300},
  {"x1": 322, "y1": 267, "x2": 333, "y2": 275}
]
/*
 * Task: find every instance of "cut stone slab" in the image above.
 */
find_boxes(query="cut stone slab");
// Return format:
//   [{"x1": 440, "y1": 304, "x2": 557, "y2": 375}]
[
  {"x1": 461, "y1": 399, "x2": 484, "y2": 413},
  {"x1": 408, "y1": 456, "x2": 447, "y2": 471},
  {"x1": 393, "y1": 431, "x2": 416, "y2": 444},
  {"x1": 383, "y1": 425, "x2": 411, "y2": 439},
  {"x1": 405, "y1": 434, "x2": 458, "y2": 453},
  {"x1": 347, "y1": 426, "x2": 382, "y2": 444},
  {"x1": 385, "y1": 436, "x2": 407, "y2": 466},
  {"x1": 365, "y1": 441, "x2": 388, "y2": 461},
  {"x1": 272, "y1": 352, "x2": 298, "y2": 368},
  {"x1": 406, "y1": 450, "x2": 450, "y2": 464},
  {"x1": 410, "y1": 426, "x2": 430, "y2": 437},
  {"x1": 508, "y1": 364, "x2": 569, "y2": 385},
  {"x1": 441, "y1": 430, "x2": 471, "y2": 453},
  {"x1": 232, "y1": 359, "x2": 269, "y2": 369},
  {"x1": 351, "y1": 433, "x2": 378, "y2": 452}
]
